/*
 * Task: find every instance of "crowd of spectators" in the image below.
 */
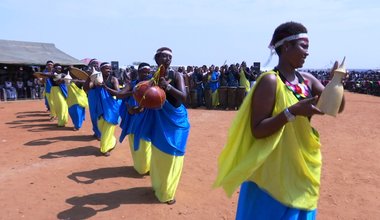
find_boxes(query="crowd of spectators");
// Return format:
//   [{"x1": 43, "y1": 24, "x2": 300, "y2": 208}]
[
  {"x1": 1, "y1": 63, "x2": 379, "y2": 104},
  {"x1": 305, "y1": 69, "x2": 380, "y2": 96},
  {"x1": 0, "y1": 65, "x2": 45, "y2": 101}
]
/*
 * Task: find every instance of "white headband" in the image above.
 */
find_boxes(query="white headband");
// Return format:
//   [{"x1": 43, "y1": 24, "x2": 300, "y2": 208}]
[
  {"x1": 100, "y1": 63, "x2": 111, "y2": 69},
  {"x1": 138, "y1": 66, "x2": 151, "y2": 71},
  {"x1": 270, "y1": 33, "x2": 308, "y2": 49},
  {"x1": 264, "y1": 33, "x2": 308, "y2": 67},
  {"x1": 156, "y1": 50, "x2": 172, "y2": 56}
]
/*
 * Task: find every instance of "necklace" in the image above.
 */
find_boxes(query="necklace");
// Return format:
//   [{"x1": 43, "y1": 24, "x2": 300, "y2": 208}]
[{"x1": 275, "y1": 68, "x2": 311, "y2": 100}]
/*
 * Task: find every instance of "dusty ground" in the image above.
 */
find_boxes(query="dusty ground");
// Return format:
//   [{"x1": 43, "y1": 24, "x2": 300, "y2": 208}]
[{"x1": 0, "y1": 91, "x2": 379, "y2": 220}]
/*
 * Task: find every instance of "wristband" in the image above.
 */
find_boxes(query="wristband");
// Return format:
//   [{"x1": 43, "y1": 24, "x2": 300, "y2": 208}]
[
  {"x1": 166, "y1": 84, "x2": 172, "y2": 91},
  {"x1": 284, "y1": 108, "x2": 296, "y2": 122}
]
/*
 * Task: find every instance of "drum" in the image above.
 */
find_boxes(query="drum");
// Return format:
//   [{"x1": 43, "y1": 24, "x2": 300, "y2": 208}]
[
  {"x1": 190, "y1": 89, "x2": 198, "y2": 108},
  {"x1": 227, "y1": 87, "x2": 237, "y2": 110},
  {"x1": 204, "y1": 88, "x2": 212, "y2": 109},
  {"x1": 236, "y1": 86, "x2": 246, "y2": 109},
  {"x1": 218, "y1": 86, "x2": 228, "y2": 110},
  {"x1": 133, "y1": 80, "x2": 166, "y2": 109}
]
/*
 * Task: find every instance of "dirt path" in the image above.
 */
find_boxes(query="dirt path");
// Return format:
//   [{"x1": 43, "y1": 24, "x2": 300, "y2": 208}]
[{"x1": 0, "y1": 92, "x2": 379, "y2": 220}]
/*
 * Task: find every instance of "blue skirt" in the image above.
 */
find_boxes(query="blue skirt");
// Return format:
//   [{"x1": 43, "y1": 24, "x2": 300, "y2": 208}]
[
  {"x1": 236, "y1": 181, "x2": 317, "y2": 220},
  {"x1": 68, "y1": 104, "x2": 86, "y2": 129}
]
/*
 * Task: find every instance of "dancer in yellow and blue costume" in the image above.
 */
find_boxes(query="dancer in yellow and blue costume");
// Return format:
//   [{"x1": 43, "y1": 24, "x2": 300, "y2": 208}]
[
  {"x1": 49, "y1": 63, "x2": 68, "y2": 127},
  {"x1": 85, "y1": 59, "x2": 102, "y2": 140},
  {"x1": 214, "y1": 21, "x2": 345, "y2": 220},
  {"x1": 135, "y1": 48, "x2": 190, "y2": 205},
  {"x1": 42, "y1": 60, "x2": 56, "y2": 120},
  {"x1": 66, "y1": 75, "x2": 88, "y2": 131},
  {"x1": 84, "y1": 62, "x2": 121, "y2": 156},
  {"x1": 105, "y1": 63, "x2": 153, "y2": 174}
]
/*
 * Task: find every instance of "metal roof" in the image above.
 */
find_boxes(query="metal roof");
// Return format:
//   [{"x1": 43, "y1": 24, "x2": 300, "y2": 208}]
[{"x1": 0, "y1": 39, "x2": 85, "y2": 66}]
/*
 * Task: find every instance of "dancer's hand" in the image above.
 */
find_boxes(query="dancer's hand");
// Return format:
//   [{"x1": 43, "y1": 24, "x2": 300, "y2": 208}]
[
  {"x1": 158, "y1": 77, "x2": 172, "y2": 91},
  {"x1": 289, "y1": 96, "x2": 324, "y2": 117}
]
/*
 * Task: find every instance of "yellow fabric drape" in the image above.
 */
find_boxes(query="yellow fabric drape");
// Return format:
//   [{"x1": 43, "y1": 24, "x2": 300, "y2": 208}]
[
  {"x1": 50, "y1": 86, "x2": 68, "y2": 126},
  {"x1": 128, "y1": 134, "x2": 152, "y2": 175},
  {"x1": 67, "y1": 82, "x2": 88, "y2": 108},
  {"x1": 211, "y1": 90, "x2": 219, "y2": 107},
  {"x1": 214, "y1": 71, "x2": 321, "y2": 210},
  {"x1": 98, "y1": 117, "x2": 116, "y2": 153},
  {"x1": 150, "y1": 146, "x2": 184, "y2": 203},
  {"x1": 239, "y1": 69, "x2": 251, "y2": 92},
  {"x1": 45, "y1": 92, "x2": 56, "y2": 118}
]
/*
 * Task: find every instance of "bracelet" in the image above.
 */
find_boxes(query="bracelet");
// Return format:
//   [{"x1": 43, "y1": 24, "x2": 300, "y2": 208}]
[
  {"x1": 284, "y1": 108, "x2": 296, "y2": 122},
  {"x1": 166, "y1": 84, "x2": 172, "y2": 91}
]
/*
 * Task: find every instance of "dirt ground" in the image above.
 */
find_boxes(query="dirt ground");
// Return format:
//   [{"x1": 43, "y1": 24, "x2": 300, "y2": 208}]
[{"x1": 0, "y1": 91, "x2": 379, "y2": 220}]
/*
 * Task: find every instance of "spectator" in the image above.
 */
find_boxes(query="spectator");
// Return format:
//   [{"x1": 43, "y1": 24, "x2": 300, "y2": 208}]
[
  {"x1": 15, "y1": 77, "x2": 25, "y2": 99},
  {"x1": 192, "y1": 66, "x2": 204, "y2": 107},
  {"x1": 4, "y1": 77, "x2": 17, "y2": 100},
  {"x1": 26, "y1": 77, "x2": 35, "y2": 99}
]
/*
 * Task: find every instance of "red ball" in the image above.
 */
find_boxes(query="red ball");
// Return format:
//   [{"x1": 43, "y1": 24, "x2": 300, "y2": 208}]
[{"x1": 133, "y1": 80, "x2": 166, "y2": 109}]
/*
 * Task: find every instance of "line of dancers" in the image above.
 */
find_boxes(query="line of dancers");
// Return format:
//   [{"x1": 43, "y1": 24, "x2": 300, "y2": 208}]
[{"x1": 38, "y1": 47, "x2": 190, "y2": 205}]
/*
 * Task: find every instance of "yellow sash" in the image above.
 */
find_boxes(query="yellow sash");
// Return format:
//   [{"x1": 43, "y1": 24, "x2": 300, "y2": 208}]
[
  {"x1": 214, "y1": 71, "x2": 321, "y2": 210},
  {"x1": 67, "y1": 82, "x2": 88, "y2": 108},
  {"x1": 239, "y1": 69, "x2": 251, "y2": 92}
]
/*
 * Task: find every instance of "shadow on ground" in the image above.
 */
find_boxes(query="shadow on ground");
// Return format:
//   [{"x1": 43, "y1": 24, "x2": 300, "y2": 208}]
[
  {"x1": 39, "y1": 146, "x2": 99, "y2": 159},
  {"x1": 57, "y1": 187, "x2": 159, "y2": 220},
  {"x1": 25, "y1": 135, "x2": 96, "y2": 146},
  {"x1": 68, "y1": 166, "x2": 147, "y2": 184}
]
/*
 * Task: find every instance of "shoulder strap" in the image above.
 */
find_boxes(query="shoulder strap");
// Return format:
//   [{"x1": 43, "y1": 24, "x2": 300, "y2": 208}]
[{"x1": 295, "y1": 71, "x2": 305, "y2": 83}]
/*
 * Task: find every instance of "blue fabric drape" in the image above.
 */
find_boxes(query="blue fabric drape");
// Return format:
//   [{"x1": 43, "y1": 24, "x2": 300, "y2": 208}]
[
  {"x1": 119, "y1": 96, "x2": 140, "y2": 143},
  {"x1": 45, "y1": 78, "x2": 53, "y2": 93},
  {"x1": 236, "y1": 181, "x2": 317, "y2": 220},
  {"x1": 92, "y1": 87, "x2": 120, "y2": 125},
  {"x1": 87, "y1": 89, "x2": 101, "y2": 138},
  {"x1": 134, "y1": 101, "x2": 190, "y2": 156},
  {"x1": 59, "y1": 83, "x2": 68, "y2": 98},
  {"x1": 68, "y1": 104, "x2": 86, "y2": 129}
]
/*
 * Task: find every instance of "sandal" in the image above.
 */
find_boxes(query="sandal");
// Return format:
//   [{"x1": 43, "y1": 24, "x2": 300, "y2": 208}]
[
  {"x1": 102, "y1": 144, "x2": 116, "y2": 157},
  {"x1": 166, "y1": 199, "x2": 176, "y2": 205}
]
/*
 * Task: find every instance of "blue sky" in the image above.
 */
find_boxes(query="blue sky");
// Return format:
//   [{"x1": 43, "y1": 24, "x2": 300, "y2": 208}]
[{"x1": 1, "y1": 0, "x2": 379, "y2": 69}]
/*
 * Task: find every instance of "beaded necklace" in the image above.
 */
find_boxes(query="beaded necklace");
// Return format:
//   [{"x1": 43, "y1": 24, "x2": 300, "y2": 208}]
[{"x1": 275, "y1": 68, "x2": 312, "y2": 100}]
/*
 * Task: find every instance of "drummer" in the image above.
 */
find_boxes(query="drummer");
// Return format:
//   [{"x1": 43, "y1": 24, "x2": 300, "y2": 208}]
[
  {"x1": 191, "y1": 67, "x2": 204, "y2": 107},
  {"x1": 219, "y1": 65, "x2": 229, "y2": 87},
  {"x1": 226, "y1": 64, "x2": 239, "y2": 87}
]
